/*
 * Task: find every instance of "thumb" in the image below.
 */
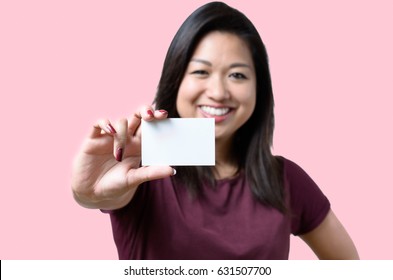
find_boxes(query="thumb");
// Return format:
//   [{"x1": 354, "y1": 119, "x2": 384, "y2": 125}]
[{"x1": 127, "y1": 166, "x2": 176, "y2": 186}]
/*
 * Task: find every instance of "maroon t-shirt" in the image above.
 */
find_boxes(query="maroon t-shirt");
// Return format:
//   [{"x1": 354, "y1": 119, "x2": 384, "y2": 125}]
[{"x1": 103, "y1": 158, "x2": 330, "y2": 259}]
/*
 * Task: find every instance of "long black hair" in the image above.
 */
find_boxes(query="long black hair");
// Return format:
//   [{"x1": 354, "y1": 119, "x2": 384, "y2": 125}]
[{"x1": 154, "y1": 2, "x2": 285, "y2": 212}]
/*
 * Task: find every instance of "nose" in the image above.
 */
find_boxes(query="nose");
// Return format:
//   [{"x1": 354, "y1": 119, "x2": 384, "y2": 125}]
[{"x1": 205, "y1": 76, "x2": 229, "y2": 101}]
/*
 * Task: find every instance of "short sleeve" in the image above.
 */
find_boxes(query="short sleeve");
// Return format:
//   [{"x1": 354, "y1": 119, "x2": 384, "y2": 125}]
[{"x1": 284, "y1": 158, "x2": 331, "y2": 236}]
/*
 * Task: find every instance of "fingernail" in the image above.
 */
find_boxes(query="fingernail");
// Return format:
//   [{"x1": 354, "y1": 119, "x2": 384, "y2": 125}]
[
  {"x1": 115, "y1": 148, "x2": 123, "y2": 162},
  {"x1": 172, "y1": 168, "x2": 176, "y2": 176},
  {"x1": 147, "y1": 109, "x2": 154, "y2": 117},
  {"x1": 158, "y1": 109, "x2": 168, "y2": 115},
  {"x1": 106, "y1": 124, "x2": 117, "y2": 134}
]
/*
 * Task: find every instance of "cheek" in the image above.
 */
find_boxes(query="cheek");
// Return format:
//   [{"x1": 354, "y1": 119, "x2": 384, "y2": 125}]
[
  {"x1": 238, "y1": 88, "x2": 257, "y2": 122},
  {"x1": 177, "y1": 79, "x2": 199, "y2": 104},
  {"x1": 249, "y1": 93, "x2": 257, "y2": 112},
  {"x1": 175, "y1": 93, "x2": 184, "y2": 117},
  {"x1": 240, "y1": 87, "x2": 257, "y2": 111},
  {"x1": 244, "y1": 100, "x2": 256, "y2": 123},
  {"x1": 176, "y1": 79, "x2": 196, "y2": 116},
  {"x1": 178, "y1": 78, "x2": 200, "y2": 98}
]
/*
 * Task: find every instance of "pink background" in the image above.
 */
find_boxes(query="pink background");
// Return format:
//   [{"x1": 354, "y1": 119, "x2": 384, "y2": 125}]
[{"x1": 1, "y1": 0, "x2": 392, "y2": 259}]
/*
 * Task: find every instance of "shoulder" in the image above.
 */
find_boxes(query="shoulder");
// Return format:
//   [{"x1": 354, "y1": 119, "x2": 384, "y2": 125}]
[
  {"x1": 278, "y1": 156, "x2": 321, "y2": 195},
  {"x1": 279, "y1": 156, "x2": 321, "y2": 191},
  {"x1": 277, "y1": 156, "x2": 331, "y2": 235},
  {"x1": 279, "y1": 156, "x2": 309, "y2": 179}
]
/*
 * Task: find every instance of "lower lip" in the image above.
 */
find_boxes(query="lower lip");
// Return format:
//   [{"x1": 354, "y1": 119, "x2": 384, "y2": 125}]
[{"x1": 198, "y1": 108, "x2": 233, "y2": 123}]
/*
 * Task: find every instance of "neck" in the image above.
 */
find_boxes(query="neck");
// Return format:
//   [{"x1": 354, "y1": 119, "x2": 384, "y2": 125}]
[{"x1": 214, "y1": 137, "x2": 238, "y2": 179}]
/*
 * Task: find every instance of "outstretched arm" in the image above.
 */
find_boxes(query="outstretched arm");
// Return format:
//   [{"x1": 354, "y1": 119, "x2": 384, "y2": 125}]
[{"x1": 300, "y1": 210, "x2": 359, "y2": 259}]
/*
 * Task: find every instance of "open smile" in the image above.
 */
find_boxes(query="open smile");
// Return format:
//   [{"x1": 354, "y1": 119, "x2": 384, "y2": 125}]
[
  {"x1": 198, "y1": 105, "x2": 234, "y2": 123},
  {"x1": 199, "y1": 105, "x2": 232, "y2": 116}
]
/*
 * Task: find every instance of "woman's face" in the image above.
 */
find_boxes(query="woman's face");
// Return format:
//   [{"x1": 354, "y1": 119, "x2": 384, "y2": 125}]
[{"x1": 176, "y1": 31, "x2": 256, "y2": 142}]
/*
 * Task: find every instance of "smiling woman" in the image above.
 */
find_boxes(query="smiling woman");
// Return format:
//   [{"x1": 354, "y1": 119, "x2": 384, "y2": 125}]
[
  {"x1": 177, "y1": 32, "x2": 256, "y2": 148},
  {"x1": 71, "y1": 1, "x2": 359, "y2": 260}
]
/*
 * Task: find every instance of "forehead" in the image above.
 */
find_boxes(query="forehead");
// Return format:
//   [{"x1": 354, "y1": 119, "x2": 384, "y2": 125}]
[{"x1": 191, "y1": 31, "x2": 253, "y2": 63}]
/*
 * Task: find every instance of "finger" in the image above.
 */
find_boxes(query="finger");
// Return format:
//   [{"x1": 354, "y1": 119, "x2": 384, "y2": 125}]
[
  {"x1": 131, "y1": 105, "x2": 156, "y2": 138},
  {"x1": 127, "y1": 166, "x2": 176, "y2": 186},
  {"x1": 128, "y1": 113, "x2": 142, "y2": 137},
  {"x1": 90, "y1": 119, "x2": 117, "y2": 138},
  {"x1": 113, "y1": 118, "x2": 128, "y2": 161},
  {"x1": 154, "y1": 109, "x2": 169, "y2": 120},
  {"x1": 138, "y1": 105, "x2": 156, "y2": 121},
  {"x1": 129, "y1": 109, "x2": 168, "y2": 137}
]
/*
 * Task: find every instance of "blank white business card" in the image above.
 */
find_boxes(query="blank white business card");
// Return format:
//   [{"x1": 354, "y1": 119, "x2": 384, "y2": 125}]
[{"x1": 141, "y1": 118, "x2": 215, "y2": 166}]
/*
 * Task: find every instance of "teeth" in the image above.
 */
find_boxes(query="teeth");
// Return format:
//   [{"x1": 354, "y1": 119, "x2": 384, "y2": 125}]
[{"x1": 200, "y1": 106, "x2": 230, "y2": 116}]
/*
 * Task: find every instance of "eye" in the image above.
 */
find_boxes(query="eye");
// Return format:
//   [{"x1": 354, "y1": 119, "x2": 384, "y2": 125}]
[
  {"x1": 229, "y1": 72, "x2": 247, "y2": 80},
  {"x1": 191, "y1": 70, "x2": 209, "y2": 76}
]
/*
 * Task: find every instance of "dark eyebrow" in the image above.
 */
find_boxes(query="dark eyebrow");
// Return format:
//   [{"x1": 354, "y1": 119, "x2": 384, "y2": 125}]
[
  {"x1": 229, "y1": 63, "x2": 252, "y2": 69},
  {"x1": 190, "y1": 58, "x2": 212, "y2": 66},
  {"x1": 190, "y1": 58, "x2": 252, "y2": 69}
]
